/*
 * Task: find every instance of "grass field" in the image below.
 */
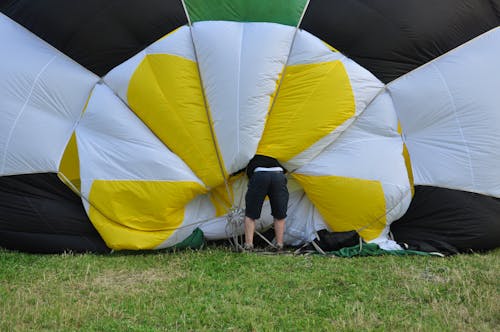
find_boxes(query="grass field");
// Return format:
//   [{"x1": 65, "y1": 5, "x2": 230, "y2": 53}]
[{"x1": 1, "y1": 246, "x2": 499, "y2": 331}]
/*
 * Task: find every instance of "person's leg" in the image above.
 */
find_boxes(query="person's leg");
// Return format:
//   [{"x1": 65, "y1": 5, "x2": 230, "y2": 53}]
[
  {"x1": 244, "y1": 172, "x2": 269, "y2": 249},
  {"x1": 269, "y1": 173, "x2": 289, "y2": 250},
  {"x1": 244, "y1": 216, "x2": 256, "y2": 248},
  {"x1": 274, "y1": 218, "x2": 285, "y2": 247}
]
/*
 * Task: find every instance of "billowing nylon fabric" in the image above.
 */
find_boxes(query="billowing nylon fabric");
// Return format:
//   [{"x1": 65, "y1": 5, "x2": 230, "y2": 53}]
[
  {"x1": 390, "y1": 27, "x2": 500, "y2": 197},
  {"x1": 292, "y1": 91, "x2": 411, "y2": 242},
  {"x1": 391, "y1": 186, "x2": 500, "y2": 255},
  {"x1": 76, "y1": 84, "x2": 210, "y2": 249},
  {"x1": 263, "y1": 29, "x2": 384, "y2": 171},
  {"x1": 0, "y1": 2, "x2": 498, "y2": 254},
  {"x1": 0, "y1": 173, "x2": 109, "y2": 253},
  {"x1": 386, "y1": 27, "x2": 500, "y2": 253},
  {"x1": 106, "y1": 27, "x2": 225, "y2": 190},
  {"x1": 101, "y1": 20, "x2": 404, "y2": 248},
  {"x1": 0, "y1": 14, "x2": 99, "y2": 176},
  {"x1": 301, "y1": 0, "x2": 500, "y2": 83},
  {"x1": 0, "y1": 0, "x2": 188, "y2": 76},
  {"x1": 192, "y1": 21, "x2": 295, "y2": 174}
]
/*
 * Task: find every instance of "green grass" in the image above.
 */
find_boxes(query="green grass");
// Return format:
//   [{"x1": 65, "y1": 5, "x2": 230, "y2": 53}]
[{"x1": 1, "y1": 247, "x2": 499, "y2": 332}]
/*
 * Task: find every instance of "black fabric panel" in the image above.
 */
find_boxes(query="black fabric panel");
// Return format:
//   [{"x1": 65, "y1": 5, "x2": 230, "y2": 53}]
[
  {"x1": 492, "y1": 0, "x2": 500, "y2": 17},
  {"x1": 0, "y1": 231, "x2": 109, "y2": 254},
  {"x1": 3, "y1": 0, "x2": 498, "y2": 81},
  {"x1": 0, "y1": 0, "x2": 187, "y2": 76},
  {"x1": 391, "y1": 186, "x2": 500, "y2": 255},
  {"x1": 313, "y1": 230, "x2": 360, "y2": 252},
  {"x1": 0, "y1": 173, "x2": 110, "y2": 253},
  {"x1": 301, "y1": 0, "x2": 500, "y2": 83}
]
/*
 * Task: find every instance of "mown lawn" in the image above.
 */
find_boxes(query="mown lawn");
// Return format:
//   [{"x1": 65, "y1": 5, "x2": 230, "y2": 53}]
[{"x1": 0, "y1": 247, "x2": 498, "y2": 331}]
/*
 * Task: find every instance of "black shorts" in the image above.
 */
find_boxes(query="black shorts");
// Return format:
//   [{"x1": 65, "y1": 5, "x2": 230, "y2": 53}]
[{"x1": 245, "y1": 171, "x2": 289, "y2": 220}]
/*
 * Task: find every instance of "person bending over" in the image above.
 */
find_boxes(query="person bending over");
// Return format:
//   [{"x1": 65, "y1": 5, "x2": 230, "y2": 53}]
[{"x1": 243, "y1": 154, "x2": 289, "y2": 252}]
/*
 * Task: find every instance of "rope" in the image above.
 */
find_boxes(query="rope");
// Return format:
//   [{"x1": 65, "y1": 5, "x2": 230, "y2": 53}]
[
  {"x1": 255, "y1": 228, "x2": 275, "y2": 248},
  {"x1": 225, "y1": 205, "x2": 245, "y2": 249},
  {"x1": 223, "y1": 172, "x2": 248, "y2": 250},
  {"x1": 311, "y1": 240, "x2": 327, "y2": 256}
]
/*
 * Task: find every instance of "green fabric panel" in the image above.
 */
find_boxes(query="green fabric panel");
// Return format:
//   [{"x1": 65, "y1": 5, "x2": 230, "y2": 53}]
[
  {"x1": 184, "y1": 0, "x2": 309, "y2": 26},
  {"x1": 171, "y1": 228, "x2": 205, "y2": 250},
  {"x1": 117, "y1": 228, "x2": 205, "y2": 254},
  {"x1": 326, "y1": 243, "x2": 437, "y2": 258}
]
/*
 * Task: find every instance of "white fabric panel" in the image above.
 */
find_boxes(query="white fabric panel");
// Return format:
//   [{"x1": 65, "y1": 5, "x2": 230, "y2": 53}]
[
  {"x1": 147, "y1": 26, "x2": 196, "y2": 61},
  {"x1": 0, "y1": 14, "x2": 99, "y2": 175},
  {"x1": 283, "y1": 189, "x2": 328, "y2": 246},
  {"x1": 390, "y1": 27, "x2": 500, "y2": 197},
  {"x1": 288, "y1": 29, "x2": 344, "y2": 65},
  {"x1": 343, "y1": 60, "x2": 385, "y2": 116},
  {"x1": 296, "y1": 91, "x2": 411, "y2": 221},
  {"x1": 192, "y1": 21, "x2": 296, "y2": 174},
  {"x1": 76, "y1": 83, "x2": 203, "y2": 199},
  {"x1": 104, "y1": 25, "x2": 195, "y2": 103},
  {"x1": 370, "y1": 233, "x2": 403, "y2": 251},
  {"x1": 197, "y1": 215, "x2": 230, "y2": 240}
]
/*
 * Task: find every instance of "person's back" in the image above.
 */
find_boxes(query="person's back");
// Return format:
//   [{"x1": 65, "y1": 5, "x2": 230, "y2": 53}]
[{"x1": 246, "y1": 154, "x2": 286, "y2": 178}]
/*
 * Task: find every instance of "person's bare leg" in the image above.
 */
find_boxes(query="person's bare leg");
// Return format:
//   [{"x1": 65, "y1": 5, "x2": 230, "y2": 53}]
[
  {"x1": 244, "y1": 216, "x2": 256, "y2": 247},
  {"x1": 274, "y1": 218, "x2": 285, "y2": 247}
]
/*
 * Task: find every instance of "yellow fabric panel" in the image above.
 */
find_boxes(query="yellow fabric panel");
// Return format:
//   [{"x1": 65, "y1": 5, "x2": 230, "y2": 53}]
[
  {"x1": 88, "y1": 180, "x2": 206, "y2": 250},
  {"x1": 292, "y1": 173, "x2": 387, "y2": 241},
  {"x1": 403, "y1": 143, "x2": 414, "y2": 197},
  {"x1": 398, "y1": 122, "x2": 414, "y2": 196},
  {"x1": 128, "y1": 54, "x2": 225, "y2": 189},
  {"x1": 59, "y1": 132, "x2": 81, "y2": 191},
  {"x1": 257, "y1": 61, "x2": 355, "y2": 161},
  {"x1": 59, "y1": 91, "x2": 91, "y2": 192}
]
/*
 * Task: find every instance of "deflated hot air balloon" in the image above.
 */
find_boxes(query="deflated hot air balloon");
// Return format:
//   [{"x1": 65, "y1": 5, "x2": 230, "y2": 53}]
[{"x1": 0, "y1": 0, "x2": 499, "y2": 254}]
